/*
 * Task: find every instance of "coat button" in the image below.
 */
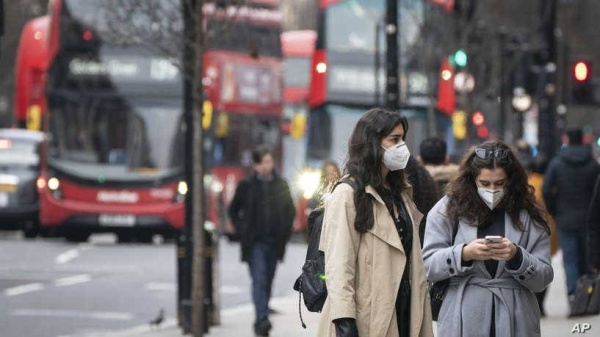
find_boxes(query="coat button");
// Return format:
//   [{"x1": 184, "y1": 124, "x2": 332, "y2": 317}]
[
  {"x1": 446, "y1": 259, "x2": 452, "y2": 265},
  {"x1": 449, "y1": 268, "x2": 455, "y2": 274}
]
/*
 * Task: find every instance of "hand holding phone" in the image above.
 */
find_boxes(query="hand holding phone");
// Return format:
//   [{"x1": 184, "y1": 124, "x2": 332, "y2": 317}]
[{"x1": 485, "y1": 235, "x2": 503, "y2": 243}]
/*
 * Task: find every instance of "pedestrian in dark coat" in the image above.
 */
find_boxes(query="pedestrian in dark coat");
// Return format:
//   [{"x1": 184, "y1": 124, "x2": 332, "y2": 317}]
[
  {"x1": 542, "y1": 128, "x2": 600, "y2": 296},
  {"x1": 228, "y1": 147, "x2": 295, "y2": 336}
]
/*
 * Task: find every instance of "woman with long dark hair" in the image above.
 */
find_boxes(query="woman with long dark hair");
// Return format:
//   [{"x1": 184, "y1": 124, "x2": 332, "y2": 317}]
[
  {"x1": 317, "y1": 108, "x2": 433, "y2": 337},
  {"x1": 422, "y1": 141, "x2": 553, "y2": 337}
]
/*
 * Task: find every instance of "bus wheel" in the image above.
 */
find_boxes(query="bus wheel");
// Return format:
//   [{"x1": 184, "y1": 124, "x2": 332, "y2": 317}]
[
  {"x1": 65, "y1": 231, "x2": 90, "y2": 243},
  {"x1": 22, "y1": 221, "x2": 39, "y2": 239},
  {"x1": 162, "y1": 231, "x2": 177, "y2": 244},
  {"x1": 39, "y1": 227, "x2": 60, "y2": 238}
]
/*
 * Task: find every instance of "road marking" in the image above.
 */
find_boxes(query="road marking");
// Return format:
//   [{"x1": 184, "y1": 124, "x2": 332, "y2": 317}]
[
  {"x1": 11, "y1": 309, "x2": 134, "y2": 320},
  {"x1": 54, "y1": 274, "x2": 92, "y2": 287},
  {"x1": 4, "y1": 283, "x2": 45, "y2": 296},
  {"x1": 145, "y1": 282, "x2": 176, "y2": 291},
  {"x1": 56, "y1": 248, "x2": 80, "y2": 264}
]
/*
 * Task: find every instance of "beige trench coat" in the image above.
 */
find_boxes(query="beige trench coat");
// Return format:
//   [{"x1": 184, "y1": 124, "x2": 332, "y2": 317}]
[{"x1": 317, "y1": 183, "x2": 434, "y2": 337}]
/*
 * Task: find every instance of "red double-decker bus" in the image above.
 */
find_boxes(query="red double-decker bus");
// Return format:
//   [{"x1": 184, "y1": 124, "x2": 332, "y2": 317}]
[
  {"x1": 306, "y1": 0, "x2": 433, "y2": 168},
  {"x1": 14, "y1": 15, "x2": 50, "y2": 131},
  {"x1": 35, "y1": 0, "x2": 283, "y2": 242}
]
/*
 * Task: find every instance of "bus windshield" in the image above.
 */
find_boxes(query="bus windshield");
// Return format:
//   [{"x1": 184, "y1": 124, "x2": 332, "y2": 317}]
[
  {"x1": 326, "y1": 0, "x2": 423, "y2": 55},
  {"x1": 47, "y1": 96, "x2": 183, "y2": 181},
  {"x1": 61, "y1": 0, "x2": 182, "y2": 54},
  {"x1": 206, "y1": 18, "x2": 281, "y2": 58},
  {"x1": 326, "y1": 0, "x2": 383, "y2": 53}
]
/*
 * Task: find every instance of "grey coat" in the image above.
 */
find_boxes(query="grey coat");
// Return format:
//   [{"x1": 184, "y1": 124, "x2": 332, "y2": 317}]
[{"x1": 422, "y1": 197, "x2": 554, "y2": 337}]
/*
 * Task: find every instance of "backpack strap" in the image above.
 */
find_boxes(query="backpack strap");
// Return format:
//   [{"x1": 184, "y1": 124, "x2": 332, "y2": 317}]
[{"x1": 336, "y1": 177, "x2": 357, "y2": 191}]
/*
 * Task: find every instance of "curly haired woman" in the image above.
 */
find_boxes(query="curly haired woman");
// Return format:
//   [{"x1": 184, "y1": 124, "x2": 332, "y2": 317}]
[{"x1": 422, "y1": 140, "x2": 554, "y2": 337}]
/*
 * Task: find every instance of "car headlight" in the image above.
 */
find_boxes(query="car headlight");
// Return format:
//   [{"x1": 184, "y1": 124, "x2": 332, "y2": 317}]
[{"x1": 297, "y1": 169, "x2": 321, "y2": 200}]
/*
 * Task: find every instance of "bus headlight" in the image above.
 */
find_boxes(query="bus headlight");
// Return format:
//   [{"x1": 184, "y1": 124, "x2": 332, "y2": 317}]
[
  {"x1": 297, "y1": 169, "x2": 321, "y2": 200},
  {"x1": 177, "y1": 181, "x2": 188, "y2": 195},
  {"x1": 175, "y1": 180, "x2": 187, "y2": 202},
  {"x1": 47, "y1": 177, "x2": 62, "y2": 199}
]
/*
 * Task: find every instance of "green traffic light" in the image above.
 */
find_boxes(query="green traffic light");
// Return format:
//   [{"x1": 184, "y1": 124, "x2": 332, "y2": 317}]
[{"x1": 454, "y1": 49, "x2": 468, "y2": 67}]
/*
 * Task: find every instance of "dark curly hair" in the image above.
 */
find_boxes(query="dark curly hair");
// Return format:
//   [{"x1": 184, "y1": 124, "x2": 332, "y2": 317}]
[
  {"x1": 344, "y1": 107, "x2": 410, "y2": 233},
  {"x1": 446, "y1": 141, "x2": 549, "y2": 233}
]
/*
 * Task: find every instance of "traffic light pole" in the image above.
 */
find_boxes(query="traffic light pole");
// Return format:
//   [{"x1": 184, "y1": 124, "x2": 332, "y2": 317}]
[
  {"x1": 385, "y1": 0, "x2": 399, "y2": 111},
  {"x1": 538, "y1": 0, "x2": 559, "y2": 159}
]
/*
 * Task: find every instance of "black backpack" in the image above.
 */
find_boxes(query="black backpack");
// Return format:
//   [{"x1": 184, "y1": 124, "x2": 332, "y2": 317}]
[{"x1": 293, "y1": 178, "x2": 356, "y2": 328}]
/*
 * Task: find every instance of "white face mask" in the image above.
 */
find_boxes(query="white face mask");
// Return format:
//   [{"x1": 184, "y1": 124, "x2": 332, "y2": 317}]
[
  {"x1": 381, "y1": 143, "x2": 410, "y2": 171},
  {"x1": 477, "y1": 187, "x2": 505, "y2": 210}
]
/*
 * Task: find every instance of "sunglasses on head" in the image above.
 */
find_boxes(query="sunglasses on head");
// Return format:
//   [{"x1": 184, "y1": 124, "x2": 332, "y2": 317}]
[{"x1": 474, "y1": 148, "x2": 509, "y2": 160}]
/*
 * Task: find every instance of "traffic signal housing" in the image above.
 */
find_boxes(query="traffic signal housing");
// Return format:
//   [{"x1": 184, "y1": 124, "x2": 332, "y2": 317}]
[{"x1": 570, "y1": 60, "x2": 596, "y2": 105}]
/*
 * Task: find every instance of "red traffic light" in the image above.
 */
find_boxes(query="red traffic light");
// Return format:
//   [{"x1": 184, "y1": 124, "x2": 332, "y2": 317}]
[
  {"x1": 477, "y1": 125, "x2": 489, "y2": 139},
  {"x1": 574, "y1": 61, "x2": 590, "y2": 82},
  {"x1": 472, "y1": 111, "x2": 485, "y2": 127},
  {"x1": 83, "y1": 30, "x2": 93, "y2": 41}
]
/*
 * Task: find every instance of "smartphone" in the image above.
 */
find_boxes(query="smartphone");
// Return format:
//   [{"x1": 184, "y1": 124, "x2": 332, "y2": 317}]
[{"x1": 485, "y1": 235, "x2": 503, "y2": 243}]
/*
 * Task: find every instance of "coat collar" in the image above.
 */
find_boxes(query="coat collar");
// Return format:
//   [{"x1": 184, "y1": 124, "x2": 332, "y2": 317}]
[
  {"x1": 364, "y1": 184, "x2": 415, "y2": 206},
  {"x1": 363, "y1": 184, "x2": 422, "y2": 253}
]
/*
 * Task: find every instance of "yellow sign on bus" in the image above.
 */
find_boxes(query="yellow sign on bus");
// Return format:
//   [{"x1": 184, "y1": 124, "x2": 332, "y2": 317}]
[
  {"x1": 202, "y1": 101, "x2": 213, "y2": 130},
  {"x1": 26, "y1": 105, "x2": 42, "y2": 131}
]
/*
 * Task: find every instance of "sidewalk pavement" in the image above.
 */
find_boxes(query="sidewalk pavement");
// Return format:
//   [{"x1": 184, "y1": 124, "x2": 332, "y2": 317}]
[
  {"x1": 97, "y1": 295, "x2": 320, "y2": 337},
  {"x1": 103, "y1": 251, "x2": 600, "y2": 337}
]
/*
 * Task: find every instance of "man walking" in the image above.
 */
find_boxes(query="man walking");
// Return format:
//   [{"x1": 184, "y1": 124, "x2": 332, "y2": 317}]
[
  {"x1": 228, "y1": 147, "x2": 295, "y2": 336},
  {"x1": 543, "y1": 128, "x2": 600, "y2": 301}
]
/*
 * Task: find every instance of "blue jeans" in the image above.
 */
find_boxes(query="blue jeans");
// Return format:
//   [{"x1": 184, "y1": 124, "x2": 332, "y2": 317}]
[
  {"x1": 248, "y1": 242, "x2": 278, "y2": 322},
  {"x1": 558, "y1": 229, "x2": 588, "y2": 295}
]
